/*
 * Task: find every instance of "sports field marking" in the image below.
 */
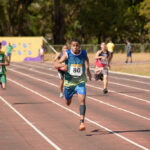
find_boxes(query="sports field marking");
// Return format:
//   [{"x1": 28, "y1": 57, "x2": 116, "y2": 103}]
[
  {"x1": 8, "y1": 68, "x2": 150, "y2": 121},
  {"x1": 7, "y1": 78, "x2": 149, "y2": 150},
  {"x1": 29, "y1": 62, "x2": 150, "y2": 82},
  {"x1": 109, "y1": 81, "x2": 150, "y2": 92},
  {"x1": 109, "y1": 70, "x2": 150, "y2": 79},
  {"x1": 10, "y1": 64, "x2": 150, "y2": 104},
  {"x1": 0, "y1": 96, "x2": 61, "y2": 150},
  {"x1": 16, "y1": 63, "x2": 150, "y2": 92},
  {"x1": 109, "y1": 76, "x2": 150, "y2": 85}
]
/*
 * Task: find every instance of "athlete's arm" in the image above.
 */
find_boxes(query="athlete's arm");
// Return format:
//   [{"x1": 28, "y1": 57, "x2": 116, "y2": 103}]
[
  {"x1": 53, "y1": 52, "x2": 60, "y2": 62},
  {"x1": 95, "y1": 50, "x2": 105, "y2": 60},
  {"x1": 85, "y1": 56, "x2": 92, "y2": 81},
  {"x1": 0, "y1": 56, "x2": 9, "y2": 66},
  {"x1": 53, "y1": 53, "x2": 68, "y2": 71}
]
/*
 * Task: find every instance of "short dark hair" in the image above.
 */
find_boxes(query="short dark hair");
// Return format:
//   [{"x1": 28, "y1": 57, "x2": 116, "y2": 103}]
[{"x1": 71, "y1": 39, "x2": 80, "y2": 44}]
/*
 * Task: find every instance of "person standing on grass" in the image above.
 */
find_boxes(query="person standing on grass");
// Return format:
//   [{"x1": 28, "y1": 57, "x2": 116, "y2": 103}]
[
  {"x1": 6, "y1": 43, "x2": 13, "y2": 63},
  {"x1": 107, "y1": 40, "x2": 115, "y2": 64},
  {"x1": 53, "y1": 39, "x2": 92, "y2": 131},
  {"x1": 125, "y1": 40, "x2": 132, "y2": 64},
  {"x1": 53, "y1": 45, "x2": 68, "y2": 98},
  {"x1": 94, "y1": 42, "x2": 111, "y2": 94},
  {"x1": 0, "y1": 42, "x2": 9, "y2": 89},
  {"x1": 40, "y1": 45, "x2": 45, "y2": 62}
]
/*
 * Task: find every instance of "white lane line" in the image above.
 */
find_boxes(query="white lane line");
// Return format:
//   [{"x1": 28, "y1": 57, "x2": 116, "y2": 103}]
[
  {"x1": 109, "y1": 70, "x2": 150, "y2": 79},
  {"x1": 109, "y1": 76, "x2": 150, "y2": 85},
  {"x1": 0, "y1": 96, "x2": 61, "y2": 150},
  {"x1": 109, "y1": 81, "x2": 150, "y2": 92},
  {"x1": 10, "y1": 64, "x2": 150, "y2": 104},
  {"x1": 7, "y1": 78, "x2": 149, "y2": 150},
  {"x1": 23, "y1": 62, "x2": 150, "y2": 79},
  {"x1": 13, "y1": 63, "x2": 150, "y2": 92},
  {"x1": 8, "y1": 68, "x2": 150, "y2": 121}
]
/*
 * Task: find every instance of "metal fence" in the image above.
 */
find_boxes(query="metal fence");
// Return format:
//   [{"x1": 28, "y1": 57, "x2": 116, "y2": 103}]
[{"x1": 44, "y1": 43, "x2": 150, "y2": 53}]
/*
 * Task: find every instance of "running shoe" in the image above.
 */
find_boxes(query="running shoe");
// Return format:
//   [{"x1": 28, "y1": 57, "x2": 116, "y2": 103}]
[
  {"x1": 99, "y1": 73, "x2": 103, "y2": 81},
  {"x1": 79, "y1": 122, "x2": 86, "y2": 131},
  {"x1": 103, "y1": 88, "x2": 108, "y2": 94},
  {"x1": 59, "y1": 92, "x2": 64, "y2": 98}
]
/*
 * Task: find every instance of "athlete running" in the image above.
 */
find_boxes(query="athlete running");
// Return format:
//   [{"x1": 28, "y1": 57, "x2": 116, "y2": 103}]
[
  {"x1": 0, "y1": 42, "x2": 9, "y2": 89},
  {"x1": 53, "y1": 39, "x2": 92, "y2": 131},
  {"x1": 53, "y1": 45, "x2": 68, "y2": 98},
  {"x1": 95, "y1": 42, "x2": 111, "y2": 94}
]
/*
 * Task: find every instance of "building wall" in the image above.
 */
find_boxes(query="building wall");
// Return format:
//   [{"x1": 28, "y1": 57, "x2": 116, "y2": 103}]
[{"x1": 0, "y1": 37, "x2": 43, "y2": 62}]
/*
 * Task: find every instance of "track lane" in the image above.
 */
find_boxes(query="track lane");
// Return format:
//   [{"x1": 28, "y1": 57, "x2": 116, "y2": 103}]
[
  {"x1": 4, "y1": 63, "x2": 150, "y2": 149},
  {"x1": 6, "y1": 74, "x2": 149, "y2": 150},
  {"x1": 10, "y1": 63, "x2": 150, "y2": 104},
  {"x1": 7, "y1": 65, "x2": 150, "y2": 119}
]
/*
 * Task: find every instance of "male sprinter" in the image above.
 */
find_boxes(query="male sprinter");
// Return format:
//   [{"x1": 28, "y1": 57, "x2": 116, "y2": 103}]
[{"x1": 53, "y1": 39, "x2": 91, "y2": 131}]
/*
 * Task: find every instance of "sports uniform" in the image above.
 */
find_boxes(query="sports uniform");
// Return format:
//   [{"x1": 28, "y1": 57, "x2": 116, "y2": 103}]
[
  {"x1": 0, "y1": 52, "x2": 7, "y2": 84},
  {"x1": 64, "y1": 49, "x2": 87, "y2": 100},
  {"x1": 57, "y1": 52, "x2": 65, "y2": 79},
  {"x1": 95, "y1": 50, "x2": 109, "y2": 80}
]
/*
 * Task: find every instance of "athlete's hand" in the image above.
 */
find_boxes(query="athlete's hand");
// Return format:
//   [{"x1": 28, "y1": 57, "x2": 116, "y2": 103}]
[
  {"x1": 87, "y1": 70, "x2": 92, "y2": 81},
  {"x1": 108, "y1": 65, "x2": 111, "y2": 70}
]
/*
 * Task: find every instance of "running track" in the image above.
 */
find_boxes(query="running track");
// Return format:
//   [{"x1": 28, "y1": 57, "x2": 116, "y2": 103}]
[{"x1": 0, "y1": 62, "x2": 150, "y2": 150}]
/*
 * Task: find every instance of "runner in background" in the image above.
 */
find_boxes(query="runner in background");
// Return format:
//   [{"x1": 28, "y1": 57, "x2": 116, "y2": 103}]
[
  {"x1": 0, "y1": 42, "x2": 9, "y2": 89},
  {"x1": 53, "y1": 39, "x2": 92, "y2": 131},
  {"x1": 53, "y1": 45, "x2": 68, "y2": 98},
  {"x1": 95, "y1": 42, "x2": 111, "y2": 94},
  {"x1": 40, "y1": 45, "x2": 45, "y2": 63},
  {"x1": 6, "y1": 43, "x2": 13, "y2": 63},
  {"x1": 106, "y1": 40, "x2": 115, "y2": 65}
]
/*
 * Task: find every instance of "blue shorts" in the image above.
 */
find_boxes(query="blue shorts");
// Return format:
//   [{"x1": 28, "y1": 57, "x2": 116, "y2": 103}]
[
  {"x1": 6, "y1": 53, "x2": 11, "y2": 57},
  {"x1": 64, "y1": 83, "x2": 86, "y2": 100},
  {"x1": 127, "y1": 51, "x2": 132, "y2": 57}
]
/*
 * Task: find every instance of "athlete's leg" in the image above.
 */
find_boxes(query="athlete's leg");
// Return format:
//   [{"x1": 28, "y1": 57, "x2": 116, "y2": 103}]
[
  {"x1": 78, "y1": 94, "x2": 86, "y2": 121},
  {"x1": 75, "y1": 83, "x2": 86, "y2": 130},
  {"x1": 129, "y1": 55, "x2": 132, "y2": 63},
  {"x1": 64, "y1": 86, "x2": 75, "y2": 105},
  {"x1": 2, "y1": 83, "x2": 6, "y2": 89},
  {"x1": 59, "y1": 78, "x2": 64, "y2": 97},
  {"x1": 1, "y1": 74, "x2": 6, "y2": 89},
  {"x1": 102, "y1": 68, "x2": 108, "y2": 94}
]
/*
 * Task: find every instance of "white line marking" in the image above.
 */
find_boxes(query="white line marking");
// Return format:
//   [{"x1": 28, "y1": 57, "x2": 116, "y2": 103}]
[
  {"x1": 7, "y1": 78, "x2": 149, "y2": 150},
  {"x1": 10, "y1": 64, "x2": 150, "y2": 104},
  {"x1": 0, "y1": 96, "x2": 61, "y2": 150},
  {"x1": 24, "y1": 62, "x2": 150, "y2": 79},
  {"x1": 109, "y1": 70, "x2": 150, "y2": 79},
  {"x1": 109, "y1": 76, "x2": 150, "y2": 85},
  {"x1": 13, "y1": 63, "x2": 150, "y2": 92},
  {"x1": 109, "y1": 81, "x2": 150, "y2": 92},
  {"x1": 8, "y1": 68, "x2": 150, "y2": 121}
]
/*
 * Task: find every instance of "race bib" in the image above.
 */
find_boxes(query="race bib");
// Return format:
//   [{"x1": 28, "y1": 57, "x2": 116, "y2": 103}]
[
  {"x1": 70, "y1": 64, "x2": 83, "y2": 76},
  {"x1": 101, "y1": 59, "x2": 108, "y2": 64}
]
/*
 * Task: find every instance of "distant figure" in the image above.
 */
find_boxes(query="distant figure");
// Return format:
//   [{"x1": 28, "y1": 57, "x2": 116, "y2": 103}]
[
  {"x1": 125, "y1": 40, "x2": 132, "y2": 64},
  {"x1": 0, "y1": 42, "x2": 9, "y2": 89},
  {"x1": 106, "y1": 40, "x2": 115, "y2": 64},
  {"x1": 40, "y1": 45, "x2": 44, "y2": 62},
  {"x1": 53, "y1": 45, "x2": 68, "y2": 98},
  {"x1": 6, "y1": 43, "x2": 13, "y2": 63}
]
